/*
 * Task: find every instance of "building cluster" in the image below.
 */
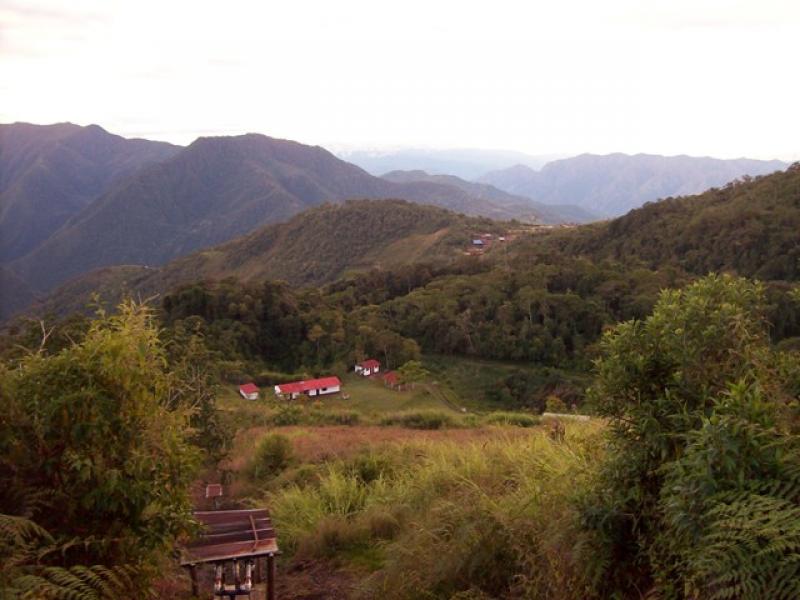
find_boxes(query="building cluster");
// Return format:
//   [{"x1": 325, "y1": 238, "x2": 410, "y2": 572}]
[{"x1": 237, "y1": 358, "x2": 405, "y2": 401}]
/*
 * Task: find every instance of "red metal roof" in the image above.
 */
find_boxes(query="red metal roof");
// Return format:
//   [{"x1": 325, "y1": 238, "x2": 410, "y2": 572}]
[
  {"x1": 239, "y1": 383, "x2": 259, "y2": 394},
  {"x1": 359, "y1": 359, "x2": 380, "y2": 369},
  {"x1": 276, "y1": 376, "x2": 341, "y2": 395}
]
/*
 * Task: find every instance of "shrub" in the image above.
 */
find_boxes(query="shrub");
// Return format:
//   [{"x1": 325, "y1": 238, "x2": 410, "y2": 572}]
[
  {"x1": 268, "y1": 404, "x2": 303, "y2": 426},
  {"x1": 483, "y1": 411, "x2": 540, "y2": 428},
  {"x1": 379, "y1": 410, "x2": 457, "y2": 430},
  {"x1": 248, "y1": 434, "x2": 294, "y2": 481},
  {"x1": 579, "y1": 274, "x2": 800, "y2": 598},
  {"x1": 544, "y1": 394, "x2": 567, "y2": 413},
  {"x1": 0, "y1": 302, "x2": 198, "y2": 592},
  {"x1": 296, "y1": 515, "x2": 364, "y2": 559}
]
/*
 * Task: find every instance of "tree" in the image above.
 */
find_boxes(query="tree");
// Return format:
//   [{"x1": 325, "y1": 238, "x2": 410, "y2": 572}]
[
  {"x1": 0, "y1": 302, "x2": 199, "y2": 589},
  {"x1": 397, "y1": 360, "x2": 430, "y2": 388},
  {"x1": 578, "y1": 274, "x2": 800, "y2": 599}
]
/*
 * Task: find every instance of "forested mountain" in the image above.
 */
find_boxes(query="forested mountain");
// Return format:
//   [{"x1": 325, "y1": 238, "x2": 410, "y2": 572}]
[
  {"x1": 0, "y1": 122, "x2": 180, "y2": 262},
  {"x1": 480, "y1": 153, "x2": 788, "y2": 217},
  {"x1": 24, "y1": 200, "x2": 501, "y2": 318},
  {"x1": 15, "y1": 165, "x2": 800, "y2": 326},
  {"x1": 7, "y1": 132, "x2": 559, "y2": 297},
  {"x1": 335, "y1": 147, "x2": 561, "y2": 180},
  {"x1": 381, "y1": 170, "x2": 597, "y2": 223},
  {"x1": 541, "y1": 163, "x2": 800, "y2": 281}
]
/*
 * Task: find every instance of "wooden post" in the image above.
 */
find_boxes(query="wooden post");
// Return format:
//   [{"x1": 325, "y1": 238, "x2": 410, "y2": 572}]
[
  {"x1": 189, "y1": 565, "x2": 199, "y2": 598},
  {"x1": 255, "y1": 556, "x2": 263, "y2": 584},
  {"x1": 266, "y1": 554, "x2": 276, "y2": 600}
]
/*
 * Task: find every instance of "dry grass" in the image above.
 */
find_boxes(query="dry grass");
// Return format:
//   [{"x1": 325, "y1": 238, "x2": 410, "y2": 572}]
[{"x1": 226, "y1": 425, "x2": 536, "y2": 472}]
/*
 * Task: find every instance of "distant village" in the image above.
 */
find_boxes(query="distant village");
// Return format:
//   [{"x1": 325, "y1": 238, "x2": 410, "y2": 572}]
[
  {"x1": 237, "y1": 358, "x2": 408, "y2": 402},
  {"x1": 463, "y1": 223, "x2": 576, "y2": 256}
]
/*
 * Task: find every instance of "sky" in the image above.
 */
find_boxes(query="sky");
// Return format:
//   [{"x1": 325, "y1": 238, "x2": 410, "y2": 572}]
[{"x1": 1, "y1": 0, "x2": 799, "y2": 160}]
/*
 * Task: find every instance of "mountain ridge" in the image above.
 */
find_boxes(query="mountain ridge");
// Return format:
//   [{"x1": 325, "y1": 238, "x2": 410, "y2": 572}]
[{"x1": 480, "y1": 152, "x2": 788, "y2": 217}]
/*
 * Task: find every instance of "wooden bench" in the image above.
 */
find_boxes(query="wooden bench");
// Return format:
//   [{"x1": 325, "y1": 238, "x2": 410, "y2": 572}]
[{"x1": 181, "y1": 509, "x2": 279, "y2": 599}]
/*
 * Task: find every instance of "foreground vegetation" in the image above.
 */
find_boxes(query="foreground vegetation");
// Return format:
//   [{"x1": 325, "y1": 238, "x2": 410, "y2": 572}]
[{"x1": 2, "y1": 270, "x2": 799, "y2": 598}]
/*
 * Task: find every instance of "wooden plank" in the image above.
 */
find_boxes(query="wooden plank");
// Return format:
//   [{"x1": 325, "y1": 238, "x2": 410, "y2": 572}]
[
  {"x1": 181, "y1": 538, "x2": 279, "y2": 564},
  {"x1": 181, "y1": 508, "x2": 279, "y2": 566},
  {"x1": 187, "y1": 528, "x2": 275, "y2": 547},
  {"x1": 196, "y1": 518, "x2": 272, "y2": 535},
  {"x1": 194, "y1": 509, "x2": 269, "y2": 525}
]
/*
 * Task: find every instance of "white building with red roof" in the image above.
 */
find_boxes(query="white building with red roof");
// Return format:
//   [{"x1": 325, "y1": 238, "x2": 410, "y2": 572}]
[
  {"x1": 274, "y1": 376, "x2": 342, "y2": 399},
  {"x1": 239, "y1": 382, "x2": 260, "y2": 400},
  {"x1": 354, "y1": 359, "x2": 381, "y2": 377}
]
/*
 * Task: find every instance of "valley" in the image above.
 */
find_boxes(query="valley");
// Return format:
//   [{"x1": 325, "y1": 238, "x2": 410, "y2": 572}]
[{"x1": 2, "y1": 124, "x2": 799, "y2": 600}]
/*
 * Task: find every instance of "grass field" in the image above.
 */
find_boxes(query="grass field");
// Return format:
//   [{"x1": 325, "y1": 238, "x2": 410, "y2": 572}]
[
  {"x1": 220, "y1": 373, "x2": 464, "y2": 417},
  {"x1": 219, "y1": 352, "x2": 589, "y2": 420}
]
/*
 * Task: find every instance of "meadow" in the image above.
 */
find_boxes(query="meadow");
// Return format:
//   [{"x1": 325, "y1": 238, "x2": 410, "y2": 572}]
[{"x1": 202, "y1": 372, "x2": 594, "y2": 599}]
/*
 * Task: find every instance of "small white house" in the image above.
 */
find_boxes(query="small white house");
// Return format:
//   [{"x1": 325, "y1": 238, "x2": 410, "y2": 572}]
[
  {"x1": 354, "y1": 359, "x2": 381, "y2": 377},
  {"x1": 274, "y1": 376, "x2": 342, "y2": 400},
  {"x1": 239, "y1": 383, "x2": 259, "y2": 400}
]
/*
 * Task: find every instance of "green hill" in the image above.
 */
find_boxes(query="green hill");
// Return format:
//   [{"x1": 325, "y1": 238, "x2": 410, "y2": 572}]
[
  {"x1": 543, "y1": 163, "x2": 800, "y2": 281},
  {"x1": 27, "y1": 200, "x2": 503, "y2": 318}
]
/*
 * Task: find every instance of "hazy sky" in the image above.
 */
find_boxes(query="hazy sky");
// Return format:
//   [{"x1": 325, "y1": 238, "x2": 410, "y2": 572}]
[{"x1": 2, "y1": 0, "x2": 799, "y2": 160}]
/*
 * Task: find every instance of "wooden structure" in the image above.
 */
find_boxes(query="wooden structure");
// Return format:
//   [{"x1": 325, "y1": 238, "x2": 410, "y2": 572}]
[
  {"x1": 181, "y1": 509, "x2": 279, "y2": 599},
  {"x1": 205, "y1": 484, "x2": 223, "y2": 509}
]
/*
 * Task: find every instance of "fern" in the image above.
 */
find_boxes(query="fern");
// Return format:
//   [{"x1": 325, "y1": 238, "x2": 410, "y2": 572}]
[
  {"x1": 0, "y1": 515, "x2": 136, "y2": 600},
  {"x1": 687, "y1": 493, "x2": 800, "y2": 600}
]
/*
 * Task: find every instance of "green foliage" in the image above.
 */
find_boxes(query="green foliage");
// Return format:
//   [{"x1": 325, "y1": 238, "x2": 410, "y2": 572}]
[
  {"x1": 0, "y1": 514, "x2": 135, "y2": 600},
  {"x1": 556, "y1": 163, "x2": 800, "y2": 282},
  {"x1": 482, "y1": 411, "x2": 540, "y2": 427},
  {"x1": 248, "y1": 434, "x2": 295, "y2": 482},
  {"x1": 544, "y1": 394, "x2": 567, "y2": 413},
  {"x1": 0, "y1": 301, "x2": 198, "y2": 586},
  {"x1": 579, "y1": 274, "x2": 800, "y2": 598},
  {"x1": 396, "y1": 359, "x2": 430, "y2": 385}
]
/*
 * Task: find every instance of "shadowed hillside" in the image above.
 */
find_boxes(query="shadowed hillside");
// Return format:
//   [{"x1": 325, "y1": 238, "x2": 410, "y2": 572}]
[
  {"x1": 8, "y1": 133, "x2": 550, "y2": 296},
  {"x1": 0, "y1": 122, "x2": 180, "y2": 261}
]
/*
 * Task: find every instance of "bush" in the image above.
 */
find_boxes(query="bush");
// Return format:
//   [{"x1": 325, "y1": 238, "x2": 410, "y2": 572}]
[
  {"x1": 483, "y1": 411, "x2": 540, "y2": 428},
  {"x1": 379, "y1": 410, "x2": 457, "y2": 430},
  {"x1": 544, "y1": 394, "x2": 567, "y2": 413},
  {"x1": 248, "y1": 434, "x2": 295, "y2": 481},
  {"x1": 579, "y1": 274, "x2": 800, "y2": 598},
  {"x1": 268, "y1": 404, "x2": 303, "y2": 426}
]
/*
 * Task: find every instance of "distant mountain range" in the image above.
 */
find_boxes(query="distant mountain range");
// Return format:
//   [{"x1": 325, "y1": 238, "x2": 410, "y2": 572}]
[
  {"x1": 2, "y1": 124, "x2": 584, "y2": 303},
  {"x1": 1, "y1": 122, "x2": 794, "y2": 321},
  {"x1": 380, "y1": 170, "x2": 596, "y2": 224},
  {"x1": 24, "y1": 165, "x2": 800, "y2": 323},
  {"x1": 480, "y1": 153, "x2": 788, "y2": 217},
  {"x1": 335, "y1": 147, "x2": 563, "y2": 180}
]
